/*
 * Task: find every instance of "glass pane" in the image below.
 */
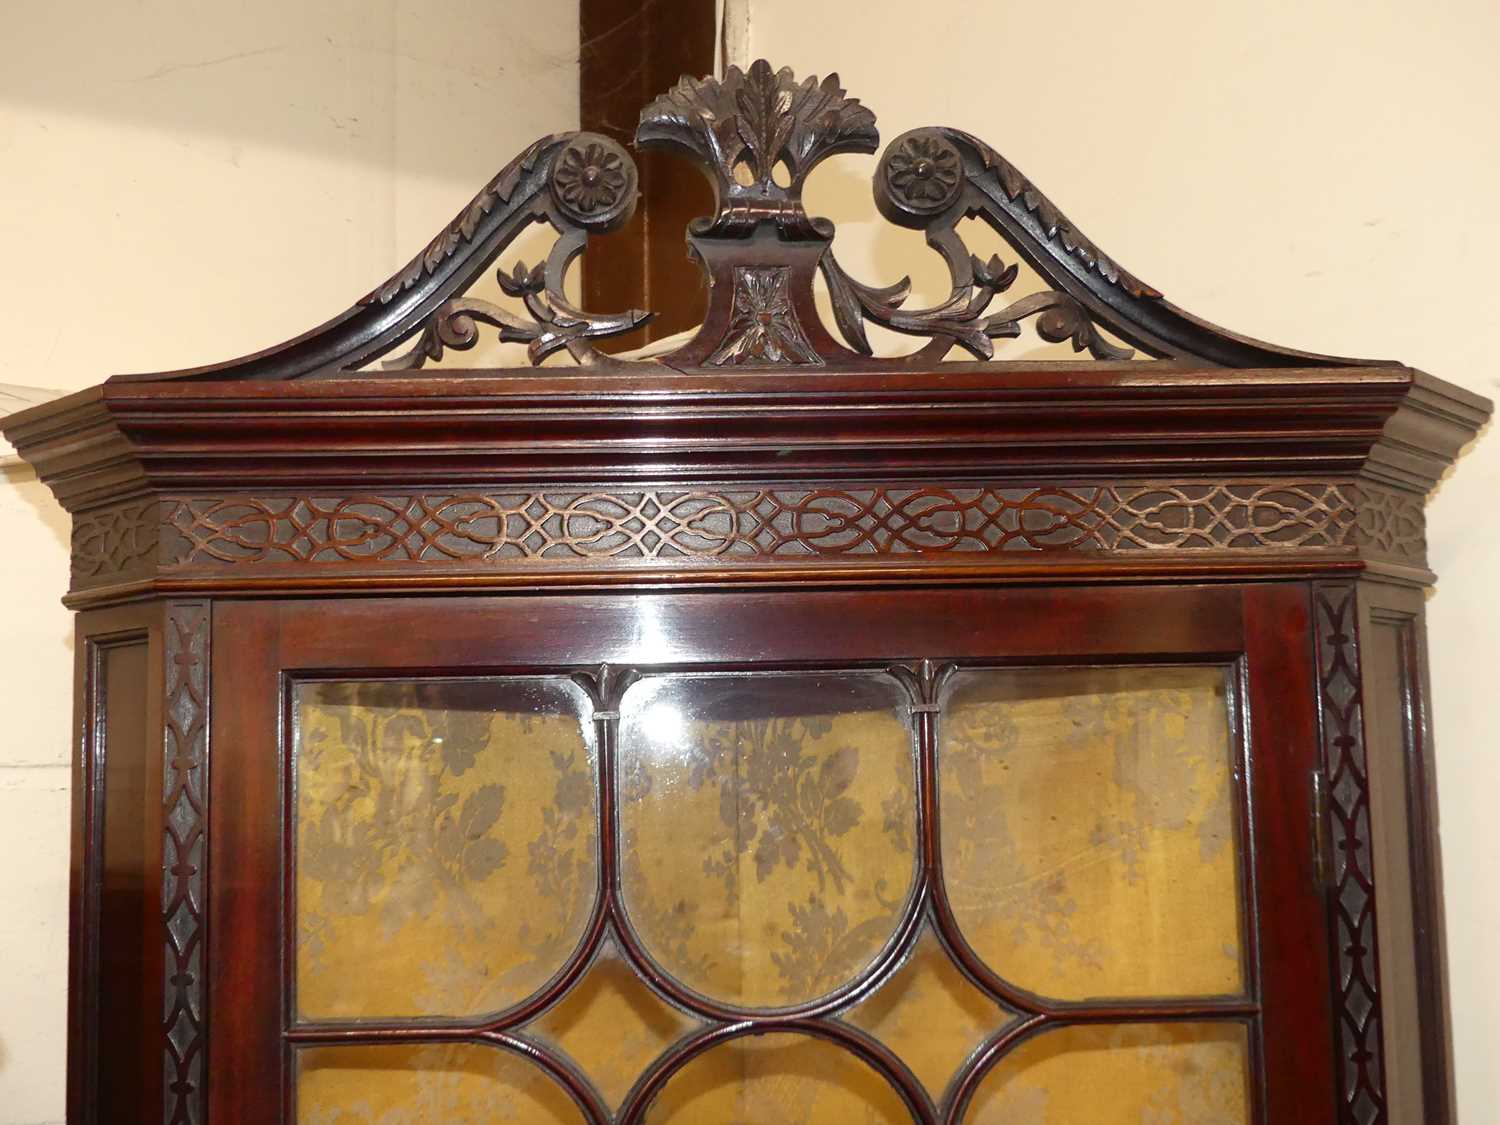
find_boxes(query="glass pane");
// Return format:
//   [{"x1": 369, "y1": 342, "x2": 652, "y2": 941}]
[
  {"x1": 530, "y1": 941, "x2": 697, "y2": 1109},
  {"x1": 643, "y1": 1033, "x2": 910, "y2": 1123},
  {"x1": 967, "y1": 1022, "x2": 1252, "y2": 1123},
  {"x1": 845, "y1": 929, "x2": 1016, "y2": 1100},
  {"x1": 619, "y1": 672, "x2": 917, "y2": 1008},
  {"x1": 294, "y1": 678, "x2": 597, "y2": 1021},
  {"x1": 940, "y1": 667, "x2": 1243, "y2": 1001},
  {"x1": 296, "y1": 1043, "x2": 586, "y2": 1122}
]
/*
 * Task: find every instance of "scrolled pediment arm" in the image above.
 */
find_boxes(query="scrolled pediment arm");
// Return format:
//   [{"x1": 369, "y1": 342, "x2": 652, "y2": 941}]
[
  {"x1": 117, "y1": 132, "x2": 651, "y2": 382},
  {"x1": 896, "y1": 127, "x2": 1377, "y2": 368}
]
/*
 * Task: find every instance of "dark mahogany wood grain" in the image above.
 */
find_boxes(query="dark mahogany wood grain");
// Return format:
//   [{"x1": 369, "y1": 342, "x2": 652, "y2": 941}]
[
  {"x1": 1244, "y1": 584, "x2": 1337, "y2": 1123},
  {"x1": 206, "y1": 603, "x2": 283, "y2": 1122}
]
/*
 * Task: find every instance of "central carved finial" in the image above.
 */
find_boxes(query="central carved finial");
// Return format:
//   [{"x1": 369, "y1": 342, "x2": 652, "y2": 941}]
[{"x1": 637, "y1": 59, "x2": 878, "y2": 238}]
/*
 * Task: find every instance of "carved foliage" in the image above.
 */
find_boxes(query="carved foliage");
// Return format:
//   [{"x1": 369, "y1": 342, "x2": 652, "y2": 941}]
[
  {"x1": 940, "y1": 129, "x2": 1160, "y2": 301},
  {"x1": 638, "y1": 59, "x2": 877, "y2": 234},
  {"x1": 163, "y1": 602, "x2": 210, "y2": 1125},
  {"x1": 706, "y1": 267, "x2": 822, "y2": 367},
  {"x1": 361, "y1": 137, "x2": 560, "y2": 308},
  {"x1": 135, "y1": 59, "x2": 1364, "y2": 379},
  {"x1": 1313, "y1": 585, "x2": 1386, "y2": 1125},
  {"x1": 371, "y1": 133, "x2": 648, "y2": 371}
]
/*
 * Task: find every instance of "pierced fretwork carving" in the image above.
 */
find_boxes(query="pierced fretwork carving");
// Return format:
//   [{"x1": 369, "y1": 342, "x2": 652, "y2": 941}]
[{"x1": 122, "y1": 61, "x2": 1373, "y2": 383}]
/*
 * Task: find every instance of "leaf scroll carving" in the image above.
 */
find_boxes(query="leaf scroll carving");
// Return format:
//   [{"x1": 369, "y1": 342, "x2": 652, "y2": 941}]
[{"x1": 637, "y1": 59, "x2": 878, "y2": 236}]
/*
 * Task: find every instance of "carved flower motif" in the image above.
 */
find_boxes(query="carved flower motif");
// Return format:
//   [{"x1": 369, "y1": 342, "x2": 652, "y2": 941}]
[
  {"x1": 885, "y1": 134, "x2": 962, "y2": 211},
  {"x1": 709, "y1": 267, "x2": 821, "y2": 366},
  {"x1": 553, "y1": 141, "x2": 628, "y2": 216}
]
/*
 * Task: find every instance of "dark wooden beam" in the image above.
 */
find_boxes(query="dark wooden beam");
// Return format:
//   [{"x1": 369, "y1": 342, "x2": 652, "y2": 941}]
[{"x1": 579, "y1": 0, "x2": 716, "y2": 350}]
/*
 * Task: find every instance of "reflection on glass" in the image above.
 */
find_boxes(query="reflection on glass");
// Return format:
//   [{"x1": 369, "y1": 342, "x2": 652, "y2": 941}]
[
  {"x1": 296, "y1": 1043, "x2": 585, "y2": 1123},
  {"x1": 643, "y1": 1032, "x2": 909, "y2": 1123},
  {"x1": 619, "y1": 673, "x2": 917, "y2": 1008},
  {"x1": 530, "y1": 941, "x2": 697, "y2": 1109},
  {"x1": 967, "y1": 1022, "x2": 1252, "y2": 1123},
  {"x1": 294, "y1": 678, "x2": 597, "y2": 1021},
  {"x1": 940, "y1": 667, "x2": 1243, "y2": 1001},
  {"x1": 846, "y1": 929, "x2": 1016, "y2": 1099}
]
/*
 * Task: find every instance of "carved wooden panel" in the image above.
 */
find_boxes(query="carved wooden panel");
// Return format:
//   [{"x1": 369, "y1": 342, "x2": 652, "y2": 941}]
[
  {"x1": 72, "y1": 499, "x2": 160, "y2": 582},
  {"x1": 156, "y1": 484, "x2": 1360, "y2": 564},
  {"x1": 1354, "y1": 484, "x2": 1427, "y2": 565},
  {"x1": 64, "y1": 481, "x2": 1435, "y2": 593},
  {"x1": 163, "y1": 601, "x2": 210, "y2": 1125},
  {"x1": 1313, "y1": 584, "x2": 1386, "y2": 1125}
]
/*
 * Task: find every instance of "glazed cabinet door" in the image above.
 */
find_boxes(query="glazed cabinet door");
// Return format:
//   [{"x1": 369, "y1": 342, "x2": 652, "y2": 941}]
[{"x1": 207, "y1": 584, "x2": 1334, "y2": 1123}]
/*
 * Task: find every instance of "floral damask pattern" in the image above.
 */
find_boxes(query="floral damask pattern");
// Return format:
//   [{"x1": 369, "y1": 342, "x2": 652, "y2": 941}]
[
  {"x1": 294, "y1": 679, "x2": 597, "y2": 1020},
  {"x1": 644, "y1": 1033, "x2": 908, "y2": 1124},
  {"x1": 618, "y1": 674, "x2": 916, "y2": 1007},
  {"x1": 297, "y1": 1044, "x2": 584, "y2": 1124},
  {"x1": 939, "y1": 666, "x2": 1244, "y2": 1001},
  {"x1": 968, "y1": 1022, "x2": 1251, "y2": 1123},
  {"x1": 295, "y1": 668, "x2": 1250, "y2": 1120}
]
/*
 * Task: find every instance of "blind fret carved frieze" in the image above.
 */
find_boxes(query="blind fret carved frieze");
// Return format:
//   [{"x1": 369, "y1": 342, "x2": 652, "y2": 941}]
[{"x1": 66, "y1": 481, "x2": 1432, "y2": 589}]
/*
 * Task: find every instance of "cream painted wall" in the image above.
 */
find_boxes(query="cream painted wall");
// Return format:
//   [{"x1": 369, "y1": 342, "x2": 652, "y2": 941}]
[
  {"x1": 736, "y1": 0, "x2": 1499, "y2": 1118},
  {"x1": 0, "y1": 3, "x2": 578, "y2": 1121}
]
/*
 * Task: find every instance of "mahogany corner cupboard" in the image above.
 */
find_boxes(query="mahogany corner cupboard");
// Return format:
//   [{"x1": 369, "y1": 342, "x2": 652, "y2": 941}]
[{"x1": 5, "y1": 60, "x2": 1491, "y2": 1125}]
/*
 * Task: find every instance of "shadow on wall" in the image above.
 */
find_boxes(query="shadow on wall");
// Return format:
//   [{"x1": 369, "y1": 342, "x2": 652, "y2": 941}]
[{"x1": 3, "y1": 465, "x2": 70, "y2": 554}]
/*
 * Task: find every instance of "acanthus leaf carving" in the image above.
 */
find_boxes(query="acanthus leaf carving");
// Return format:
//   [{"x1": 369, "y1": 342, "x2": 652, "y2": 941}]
[{"x1": 637, "y1": 60, "x2": 878, "y2": 237}]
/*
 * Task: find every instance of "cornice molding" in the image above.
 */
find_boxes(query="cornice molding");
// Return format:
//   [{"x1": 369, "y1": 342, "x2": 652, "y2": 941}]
[{"x1": 0, "y1": 383, "x2": 66, "y2": 465}]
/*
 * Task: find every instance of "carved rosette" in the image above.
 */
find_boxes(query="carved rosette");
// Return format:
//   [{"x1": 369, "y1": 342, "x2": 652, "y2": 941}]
[
  {"x1": 550, "y1": 135, "x2": 636, "y2": 228},
  {"x1": 879, "y1": 131, "x2": 964, "y2": 217}
]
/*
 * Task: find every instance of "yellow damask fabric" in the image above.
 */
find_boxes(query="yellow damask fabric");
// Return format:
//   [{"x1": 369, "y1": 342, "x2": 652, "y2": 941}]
[
  {"x1": 618, "y1": 674, "x2": 917, "y2": 1008},
  {"x1": 294, "y1": 669, "x2": 1249, "y2": 1121},
  {"x1": 967, "y1": 1022, "x2": 1251, "y2": 1123},
  {"x1": 295, "y1": 680, "x2": 598, "y2": 1021},
  {"x1": 297, "y1": 1044, "x2": 584, "y2": 1124},
  {"x1": 644, "y1": 1033, "x2": 909, "y2": 1123},
  {"x1": 940, "y1": 666, "x2": 1244, "y2": 1001}
]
